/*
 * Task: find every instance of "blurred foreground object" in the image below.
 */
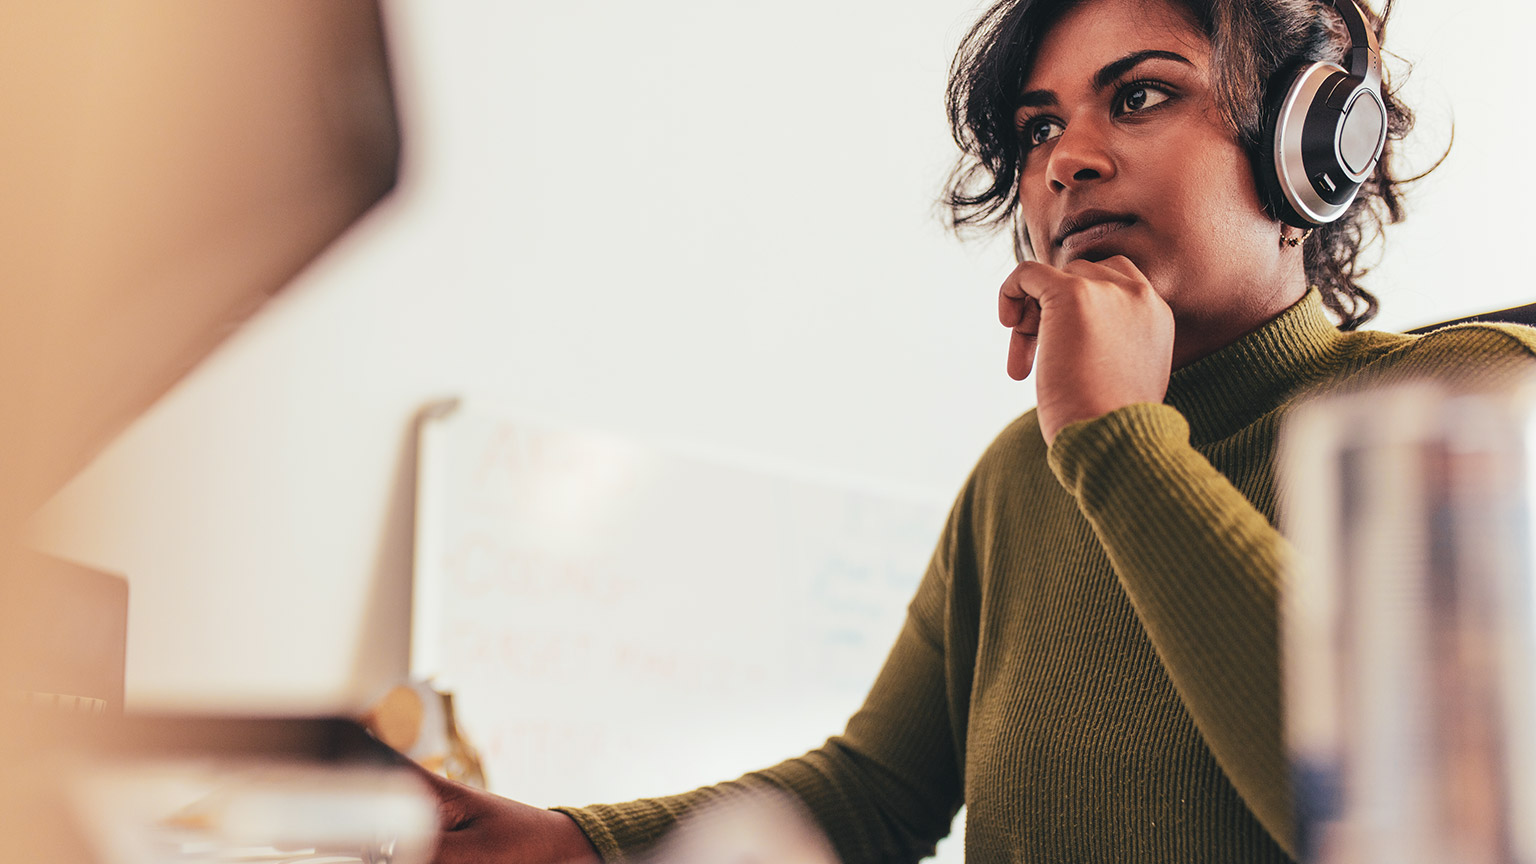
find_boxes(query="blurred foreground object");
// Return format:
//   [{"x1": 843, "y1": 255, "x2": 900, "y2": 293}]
[
  {"x1": 0, "y1": 714, "x2": 437, "y2": 864},
  {"x1": 0, "y1": 549, "x2": 127, "y2": 714},
  {"x1": 644, "y1": 789, "x2": 841, "y2": 864},
  {"x1": 0, "y1": 0, "x2": 400, "y2": 532},
  {"x1": 0, "y1": 2, "x2": 400, "y2": 858},
  {"x1": 361, "y1": 680, "x2": 487, "y2": 789},
  {"x1": 1282, "y1": 381, "x2": 1536, "y2": 864}
]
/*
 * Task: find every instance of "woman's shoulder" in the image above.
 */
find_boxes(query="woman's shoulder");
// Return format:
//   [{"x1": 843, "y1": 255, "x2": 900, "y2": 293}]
[
  {"x1": 1405, "y1": 320, "x2": 1536, "y2": 354},
  {"x1": 935, "y1": 408, "x2": 1081, "y2": 548},
  {"x1": 951, "y1": 409, "x2": 1053, "y2": 505},
  {"x1": 1385, "y1": 319, "x2": 1536, "y2": 363},
  {"x1": 1335, "y1": 320, "x2": 1536, "y2": 392},
  {"x1": 976, "y1": 409, "x2": 1048, "y2": 472}
]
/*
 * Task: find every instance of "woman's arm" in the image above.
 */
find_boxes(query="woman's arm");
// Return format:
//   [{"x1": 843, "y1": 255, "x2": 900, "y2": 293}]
[
  {"x1": 1047, "y1": 403, "x2": 1294, "y2": 853},
  {"x1": 999, "y1": 253, "x2": 1296, "y2": 850},
  {"x1": 1034, "y1": 322, "x2": 1536, "y2": 857}
]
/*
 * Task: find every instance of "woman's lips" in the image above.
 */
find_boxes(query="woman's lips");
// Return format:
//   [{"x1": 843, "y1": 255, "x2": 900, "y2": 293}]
[{"x1": 1057, "y1": 217, "x2": 1137, "y2": 260}]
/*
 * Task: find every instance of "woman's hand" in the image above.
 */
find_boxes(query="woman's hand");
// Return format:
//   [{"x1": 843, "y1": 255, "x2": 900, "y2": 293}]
[
  {"x1": 998, "y1": 255, "x2": 1175, "y2": 445},
  {"x1": 421, "y1": 769, "x2": 602, "y2": 864}
]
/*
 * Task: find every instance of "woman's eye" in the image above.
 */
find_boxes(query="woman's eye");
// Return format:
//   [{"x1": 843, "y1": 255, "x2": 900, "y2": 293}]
[
  {"x1": 1024, "y1": 118, "x2": 1063, "y2": 148},
  {"x1": 1117, "y1": 85, "x2": 1170, "y2": 115}
]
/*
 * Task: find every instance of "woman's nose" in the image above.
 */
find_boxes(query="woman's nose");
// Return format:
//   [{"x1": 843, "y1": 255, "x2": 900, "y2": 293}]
[{"x1": 1045, "y1": 119, "x2": 1116, "y2": 193}]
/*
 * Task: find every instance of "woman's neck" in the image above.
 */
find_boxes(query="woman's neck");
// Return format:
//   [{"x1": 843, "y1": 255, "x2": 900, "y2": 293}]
[{"x1": 1169, "y1": 276, "x2": 1310, "y2": 370}]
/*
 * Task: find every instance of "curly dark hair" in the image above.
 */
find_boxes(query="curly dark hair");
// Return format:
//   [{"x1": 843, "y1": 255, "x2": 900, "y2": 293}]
[{"x1": 943, "y1": 0, "x2": 1425, "y2": 330}]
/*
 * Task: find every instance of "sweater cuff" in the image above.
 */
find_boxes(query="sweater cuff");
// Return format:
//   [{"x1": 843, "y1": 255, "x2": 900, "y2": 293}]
[
  {"x1": 1047, "y1": 403, "x2": 1190, "y2": 507},
  {"x1": 552, "y1": 805, "x2": 626, "y2": 863}
]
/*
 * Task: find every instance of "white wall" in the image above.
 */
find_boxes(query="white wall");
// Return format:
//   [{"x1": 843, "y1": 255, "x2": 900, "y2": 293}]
[
  {"x1": 1365, "y1": 4, "x2": 1536, "y2": 330},
  {"x1": 24, "y1": 0, "x2": 1536, "y2": 718}
]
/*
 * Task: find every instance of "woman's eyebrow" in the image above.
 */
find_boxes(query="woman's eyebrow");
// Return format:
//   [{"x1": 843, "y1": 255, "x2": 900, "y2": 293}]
[
  {"x1": 1092, "y1": 49, "x2": 1193, "y2": 89},
  {"x1": 1017, "y1": 49, "x2": 1195, "y2": 108}
]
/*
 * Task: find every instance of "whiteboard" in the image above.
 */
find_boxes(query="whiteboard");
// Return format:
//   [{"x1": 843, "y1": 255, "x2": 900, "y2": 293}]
[{"x1": 410, "y1": 401, "x2": 955, "y2": 826}]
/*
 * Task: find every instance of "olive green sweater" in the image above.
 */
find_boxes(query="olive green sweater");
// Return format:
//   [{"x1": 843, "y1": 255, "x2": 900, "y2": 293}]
[{"x1": 558, "y1": 293, "x2": 1536, "y2": 863}]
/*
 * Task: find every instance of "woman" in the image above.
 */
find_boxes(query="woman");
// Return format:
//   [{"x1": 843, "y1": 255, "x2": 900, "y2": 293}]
[{"x1": 422, "y1": 0, "x2": 1536, "y2": 861}]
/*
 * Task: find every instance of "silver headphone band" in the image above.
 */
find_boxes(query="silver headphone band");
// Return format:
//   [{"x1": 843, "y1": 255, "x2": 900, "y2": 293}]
[{"x1": 1325, "y1": 0, "x2": 1383, "y2": 92}]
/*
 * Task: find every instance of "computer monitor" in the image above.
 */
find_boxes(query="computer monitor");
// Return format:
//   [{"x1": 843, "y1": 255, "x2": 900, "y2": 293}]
[{"x1": 0, "y1": 0, "x2": 401, "y2": 531}]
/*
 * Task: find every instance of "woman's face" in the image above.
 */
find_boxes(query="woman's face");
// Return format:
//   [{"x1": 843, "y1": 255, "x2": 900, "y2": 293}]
[{"x1": 1015, "y1": 0, "x2": 1299, "y2": 328}]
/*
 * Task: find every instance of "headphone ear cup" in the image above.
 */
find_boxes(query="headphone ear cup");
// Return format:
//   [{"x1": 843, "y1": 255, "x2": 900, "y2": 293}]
[
  {"x1": 1258, "y1": 62, "x2": 1319, "y2": 229},
  {"x1": 1265, "y1": 60, "x2": 1366, "y2": 228}
]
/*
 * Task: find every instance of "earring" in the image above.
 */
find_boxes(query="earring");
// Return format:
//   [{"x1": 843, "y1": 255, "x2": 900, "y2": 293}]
[{"x1": 1282, "y1": 228, "x2": 1313, "y2": 248}]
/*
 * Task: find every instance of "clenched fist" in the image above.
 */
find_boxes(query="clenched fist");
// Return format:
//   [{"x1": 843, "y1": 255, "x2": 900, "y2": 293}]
[{"x1": 998, "y1": 255, "x2": 1175, "y2": 445}]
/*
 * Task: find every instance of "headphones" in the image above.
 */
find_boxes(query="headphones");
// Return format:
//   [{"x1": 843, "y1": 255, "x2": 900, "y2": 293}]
[{"x1": 1259, "y1": 0, "x2": 1388, "y2": 228}]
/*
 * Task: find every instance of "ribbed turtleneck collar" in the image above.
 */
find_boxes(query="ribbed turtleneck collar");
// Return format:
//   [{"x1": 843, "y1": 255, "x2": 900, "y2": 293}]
[{"x1": 1164, "y1": 290, "x2": 1345, "y2": 444}]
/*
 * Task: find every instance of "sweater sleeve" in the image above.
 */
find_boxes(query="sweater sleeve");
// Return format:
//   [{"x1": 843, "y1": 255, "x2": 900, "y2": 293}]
[
  {"x1": 554, "y1": 532, "x2": 966, "y2": 864},
  {"x1": 1046, "y1": 402, "x2": 1296, "y2": 856}
]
